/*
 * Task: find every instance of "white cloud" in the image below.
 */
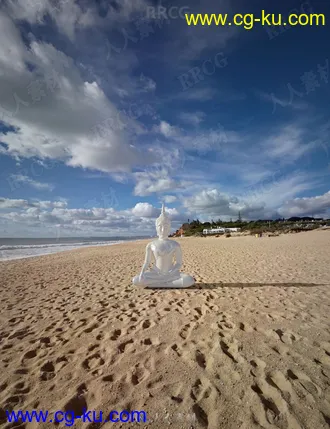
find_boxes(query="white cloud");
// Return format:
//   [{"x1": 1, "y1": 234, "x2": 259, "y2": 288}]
[
  {"x1": 163, "y1": 195, "x2": 177, "y2": 203},
  {"x1": 4, "y1": 0, "x2": 95, "y2": 40},
  {"x1": 263, "y1": 125, "x2": 315, "y2": 163},
  {"x1": 133, "y1": 145, "x2": 187, "y2": 196},
  {"x1": 0, "y1": 198, "x2": 30, "y2": 209},
  {"x1": 183, "y1": 188, "x2": 263, "y2": 220},
  {"x1": 0, "y1": 198, "x2": 67, "y2": 209},
  {"x1": 181, "y1": 127, "x2": 240, "y2": 154},
  {"x1": 179, "y1": 111, "x2": 205, "y2": 126},
  {"x1": 238, "y1": 172, "x2": 317, "y2": 211},
  {"x1": 101, "y1": 0, "x2": 151, "y2": 25},
  {"x1": 134, "y1": 173, "x2": 180, "y2": 196},
  {"x1": 132, "y1": 202, "x2": 159, "y2": 218},
  {"x1": 0, "y1": 14, "x2": 156, "y2": 174},
  {"x1": 0, "y1": 197, "x2": 183, "y2": 237},
  {"x1": 278, "y1": 191, "x2": 330, "y2": 217},
  {"x1": 9, "y1": 174, "x2": 54, "y2": 191},
  {"x1": 139, "y1": 74, "x2": 156, "y2": 92},
  {"x1": 154, "y1": 121, "x2": 181, "y2": 138},
  {"x1": 182, "y1": 172, "x2": 321, "y2": 220}
]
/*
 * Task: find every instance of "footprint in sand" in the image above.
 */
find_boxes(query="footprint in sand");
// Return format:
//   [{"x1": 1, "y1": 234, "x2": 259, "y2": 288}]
[
  {"x1": 192, "y1": 403, "x2": 209, "y2": 428},
  {"x1": 141, "y1": 337, "x2": 157, "y2": 346},
  {"x1": 83, "y1": 323, "x2": 99, "y2": 334},
  {"x1": 110, "y1": 329, "x2": 121, "y2": 341},
  {"x1": 142, "y1": 320, "x2": 151, "y2": 330},
  {"x1": 179, "y1": 323, "x2": 192, "y2": 340},
  {"x1": 287, "y1": 369, "x2": 322, "y2": 398},
  {"x1": 190, "y1": 377, "x2": 218, "y2": 403},
  {"x1": 9, "y1": 328, "x2": 31, "y2": 340},
  {"x1": 22, "y1": 349, "x2": 38, "y2": 361},
  {"x1": 88, "y1": 344, "x2": 99, "y2": 352},
  {"x1": 239, "y1": 322, "x2": 254, "y2": 333},
  {"x1": 193, "y1": 307, "x2": 203, "y2": 321},
  {"x1": 102, "y1": 374, "x2": 114, "y2": 383},
  {"x1": 13, "y1": 382, "x2": 30, "y2": 395},
  {"x1": 320, "y1": 341, "x2": 330, "y2": 357},
  {"x1": 195, "y1": 350, "x2": 206, "y2": 369},
  {"x1": 250, "y1": 358, "x2": 266, "y2": 377},
  {"x1": 170, "y1": 343, "x2": 182, "y2": 357},
  {"x1": 130, "y1": 364, "x2": 149, "y2": 386},
  {"x1": 265, "y1": 370, "x2": 295, "y2": 402},
  {"x1": 118, "y1": 339, "x2": 134, "y2": 354},
  {"x1": 220, "y1": 338, "x2": 244, "y2": 364},
  {"x1": 63, "y1": 392, "x2": 88, "y2": 418},
  {"x1": 40, "y1": 361, "x2": 56, "y2": 381},
  {"x1": 274, "y1": 329, "x2": 297, "y2": 345},
  {"x1": 82, "y1": 353, "x2": 105, "y2": 371},
  {"x1": 251, "y1": 379, "x2": 302, "y2": 429},
  {"x1": 190, "y1": 379, "x2": 202, "y2": 401}
]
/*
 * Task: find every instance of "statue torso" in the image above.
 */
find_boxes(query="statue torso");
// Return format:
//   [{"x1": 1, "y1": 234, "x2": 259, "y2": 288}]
[{"x1": 150, "y1": 239, "x2": 178, "y2": 272}]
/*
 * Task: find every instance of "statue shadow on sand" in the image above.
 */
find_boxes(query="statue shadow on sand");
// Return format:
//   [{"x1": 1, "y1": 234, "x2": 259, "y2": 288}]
[{"x1": 146, "y1": 282, "x2": 327, "y2": 290}]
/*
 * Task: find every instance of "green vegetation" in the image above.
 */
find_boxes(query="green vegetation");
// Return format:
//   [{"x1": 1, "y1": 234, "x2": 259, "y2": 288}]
[{"x1": 172, "y1": 216, "x2": 330, "y2": 237}]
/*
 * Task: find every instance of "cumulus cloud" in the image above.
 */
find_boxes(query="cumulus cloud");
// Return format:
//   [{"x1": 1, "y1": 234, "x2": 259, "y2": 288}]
[
  {"x1": 132, "y1": 145, "x2": 187, "y2": 196},
  {"x1": 181, "y1": 172, "x2": 325, "y2": 220},
  {"x1": 183, "y1": 189, "x2": 265, "y2": 220},
  {"x1": 132, "y1": 202, "x2": 159, "y2": 218},
  {"x1": 134, "y1": 174, "x2": 180, "y2": 196},
  {"x1": 133, "y1": 164, "x2": 187, "y2": 196},
  {"x1": 0, "y1": 197, "x2": 183, "y2": 236},
  {"x1": 278, "y1": 191, "x2": 330, "y2": 217},
  {"x1": 0, "y1": 11, "x2": 156, "y2": 174},
  {"x1": 0, "y1": 198, "x2": 30, "y2": 209}
]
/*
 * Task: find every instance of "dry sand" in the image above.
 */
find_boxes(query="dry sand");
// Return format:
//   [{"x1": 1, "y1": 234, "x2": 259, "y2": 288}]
[{"x1": 0, "y1": 230, "x2": 330, "y2": 429}]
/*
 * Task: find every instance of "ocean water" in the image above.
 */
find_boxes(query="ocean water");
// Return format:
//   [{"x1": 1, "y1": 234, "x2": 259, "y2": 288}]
[{"x1": 0, "y1": 236, "x2": 147, "y2": 261}]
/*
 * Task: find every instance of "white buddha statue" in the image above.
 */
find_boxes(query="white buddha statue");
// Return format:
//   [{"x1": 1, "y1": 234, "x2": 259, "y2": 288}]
[{"x1": 133, "y1": 204, "x2": 195, "y2": 288}]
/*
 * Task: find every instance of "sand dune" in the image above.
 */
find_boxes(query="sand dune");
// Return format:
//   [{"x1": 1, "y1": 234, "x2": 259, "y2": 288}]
[{"x1": 1, "y1": 230, "x2": 330, "y2": 428}]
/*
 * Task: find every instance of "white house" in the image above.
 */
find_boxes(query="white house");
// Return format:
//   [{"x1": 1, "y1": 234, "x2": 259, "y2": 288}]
[{"x1": 203, "y1": 227, "x2": 241, "y2": 235}]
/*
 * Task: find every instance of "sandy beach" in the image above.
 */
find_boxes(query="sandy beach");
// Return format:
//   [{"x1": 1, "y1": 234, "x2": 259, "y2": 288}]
[{"x1": 1, "y1": 230, "x2": 330, "y2": 429}]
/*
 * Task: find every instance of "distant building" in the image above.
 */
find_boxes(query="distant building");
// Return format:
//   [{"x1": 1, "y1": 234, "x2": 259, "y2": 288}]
[{"x1": 203, "y1": 227, "x2": 241, "y2": 235}]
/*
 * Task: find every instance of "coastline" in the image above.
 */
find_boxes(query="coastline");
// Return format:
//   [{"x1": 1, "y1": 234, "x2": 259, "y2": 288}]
[
  {"x1": 0, "y1": 237, "x2": 149, "y2": 262},
  {"x1": 1, "y1": 230, "x2": 330, "y2": 429}
]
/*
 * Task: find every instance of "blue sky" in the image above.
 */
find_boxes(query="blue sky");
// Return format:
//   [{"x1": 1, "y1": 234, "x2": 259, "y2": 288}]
[{"x1": 0, "y1": 0, "x2": 330, "y2": 237}]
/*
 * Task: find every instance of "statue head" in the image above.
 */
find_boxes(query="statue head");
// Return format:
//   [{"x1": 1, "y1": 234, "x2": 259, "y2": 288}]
[{"x1": 156, "y1": 203, "x2": 171, "y2": 239}]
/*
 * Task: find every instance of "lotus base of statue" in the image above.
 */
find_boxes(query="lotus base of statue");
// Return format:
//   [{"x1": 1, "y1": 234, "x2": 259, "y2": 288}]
[{"x1": 132, "y1": 204, "x2": 195, "y2": 289}]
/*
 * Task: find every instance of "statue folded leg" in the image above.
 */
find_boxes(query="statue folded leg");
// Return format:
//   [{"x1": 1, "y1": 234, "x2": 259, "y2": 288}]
[{"x1": 133, "y1": 269, "x2": 194, "y2": 288}]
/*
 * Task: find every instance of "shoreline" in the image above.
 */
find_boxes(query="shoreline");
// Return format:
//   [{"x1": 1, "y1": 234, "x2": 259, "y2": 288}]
[{"x1": 0, "y1": 238, "x2": 149, "y2": 263}]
